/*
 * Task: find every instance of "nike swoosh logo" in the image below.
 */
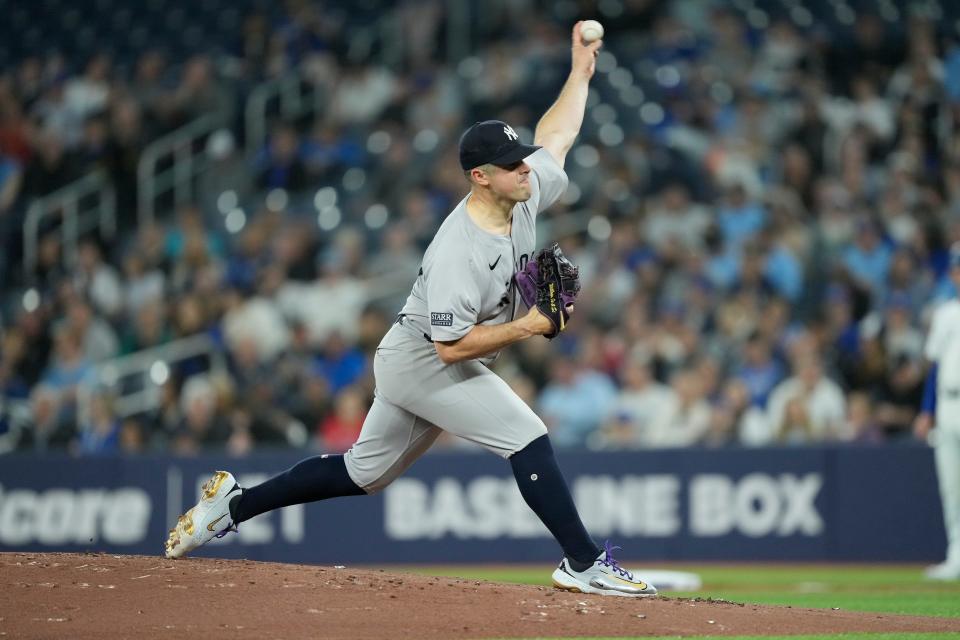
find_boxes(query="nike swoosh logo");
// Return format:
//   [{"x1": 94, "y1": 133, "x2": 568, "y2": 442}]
[
  {"x1": 488, "y1": 255, "x2": 502, "y2": 270},
  {"x1": 610, "y1": 575, "x2": 647, "y2": 588},
  {"x1": 207, "y1": 514, "x2": 228, "y2": 532},
  {"x1": 590, "y1": 575, "x2": 649, "y2": 590}
]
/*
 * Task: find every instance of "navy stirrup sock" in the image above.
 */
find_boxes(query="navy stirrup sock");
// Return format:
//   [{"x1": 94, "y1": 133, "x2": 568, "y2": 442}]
[
  {"x1": 510, "y1": 434, "x2": 600, "y2": 569},
  {"x1": 230, "y1": 454, "x2": 365, "y2": 525}
]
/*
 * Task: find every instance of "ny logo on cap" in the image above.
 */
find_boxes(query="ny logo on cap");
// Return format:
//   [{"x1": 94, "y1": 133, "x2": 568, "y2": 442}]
[{"x1": 503, "y1": 125, "x2": 519, "y2": 141}]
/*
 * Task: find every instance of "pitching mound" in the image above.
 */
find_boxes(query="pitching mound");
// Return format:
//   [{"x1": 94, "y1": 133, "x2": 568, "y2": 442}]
[{"x1": 2, "y1": 553, "x2": 959, "y2": 639}]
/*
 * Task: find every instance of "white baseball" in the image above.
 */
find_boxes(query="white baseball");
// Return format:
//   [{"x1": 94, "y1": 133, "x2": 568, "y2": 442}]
[{"x1": 580, "y1": 20, "x2": 604, "y2": 43}]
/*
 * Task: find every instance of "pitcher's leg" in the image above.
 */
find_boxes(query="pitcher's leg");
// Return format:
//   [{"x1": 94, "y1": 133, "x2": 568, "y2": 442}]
[
  {"x1": 231, "y1": 454, "x2": 365, "y2": 525},
  {"x1": 403, "y1": 361, "x2": 598, "y2": 566},
  {"x1": 510, "y1": 434, "x2": 600, "y2": 567},
  {"x1": 232, "y1": 391, "x2": 440, "y2": 522},
  {"x1": 343, "y1": 391, "x2": 442, "y2": 494}
]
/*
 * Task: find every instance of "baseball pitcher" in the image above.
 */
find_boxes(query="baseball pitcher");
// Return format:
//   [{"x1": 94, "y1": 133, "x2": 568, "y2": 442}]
[
  {"x1": 165, "y1": 22, "x2": 656, "y2": 597},
  {"x1": 915, "y1": 242, "x2": 960, "y2": 581}
]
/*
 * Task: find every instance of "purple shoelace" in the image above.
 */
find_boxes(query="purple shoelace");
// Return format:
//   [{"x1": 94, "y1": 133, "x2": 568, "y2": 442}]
[
  {"x1": 598, "y1": 541, "x2": 634, "y2": 580},
  {"x1": 214, "y1": 522, "x2": 238, "y2": 539}
]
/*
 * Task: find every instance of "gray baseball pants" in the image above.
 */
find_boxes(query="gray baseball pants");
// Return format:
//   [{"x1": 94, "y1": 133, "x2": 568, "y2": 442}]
[{"x1": 344, "y1": 321, "x2": 548, "y2": 493}]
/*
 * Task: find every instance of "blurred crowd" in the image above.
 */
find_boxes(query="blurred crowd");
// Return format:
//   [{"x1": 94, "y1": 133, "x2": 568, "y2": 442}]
[{"x1": 2, "y1": 0, "x2": 960, "y2": 457}]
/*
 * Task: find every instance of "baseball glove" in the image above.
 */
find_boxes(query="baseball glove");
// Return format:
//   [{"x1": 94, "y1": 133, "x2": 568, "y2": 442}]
[{"x1": 514, "y1": 242, "x2": 581, "y2": 339}]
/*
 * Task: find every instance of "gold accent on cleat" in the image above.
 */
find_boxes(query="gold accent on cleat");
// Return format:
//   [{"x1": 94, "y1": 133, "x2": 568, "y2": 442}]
[
  {"x1": 202, "y1": 471, "x2": 230, "y2": 500},
  {"x1": 164, "y1": 471, "x2": 234, "y2": 559},
  {"x1": 165, "y1": 529, "x2": 181, "y2": 557},
  {"x1": 552, "y1": 580, "x2": 581, "y2": 593},
  {"x1": 180, "y1": 509, "x2": 195, "y2": 536}
]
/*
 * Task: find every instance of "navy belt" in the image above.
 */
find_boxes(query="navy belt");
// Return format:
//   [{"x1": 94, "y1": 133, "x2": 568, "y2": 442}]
[{"x1": 395, "y1": 314, "x2": 434, "y2": 344}]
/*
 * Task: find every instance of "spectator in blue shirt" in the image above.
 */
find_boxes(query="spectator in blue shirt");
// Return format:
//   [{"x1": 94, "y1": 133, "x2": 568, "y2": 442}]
[
  {"x1": 254, "y1": 124, "x2": 308, "y2": 191},
  {"x1": 42, "y1": 326, "x2": 93, "y2": 398},
  {"x1": 301, "y1": 121, "x2": 365, "y2": 181},
  {"x1": 762, "y1": 236, "x2": 803, "y2": 301},
  {"x1": 78, "y1": 391, "x2": 121, "y2": 455},
  {"x1": 842, "y1": 218, "x2": 892, "y2": 298},
  {"x1": 702, "y1": 224, "x2": 740, "y2": 291},
  {"x1": 717, "y1": 183, "x2": 767, "y2": 249},
  {"x1": 735, "y1": 335, "x2": 785, "y2": 407},
  {"x1": 311, "y1": 331, "x2": 367, "y2": 395},
  {"x1": 538, "y1": 356, "x2": 618, "y2": 449}
]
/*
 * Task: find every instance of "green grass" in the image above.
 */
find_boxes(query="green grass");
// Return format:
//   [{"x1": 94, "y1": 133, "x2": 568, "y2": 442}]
[
  {"x1": 397, "y1": 564, "x2": 960, "y2": 618},
  {"x1": 663, "y1": 565, "x2": 960, "y2": 619},
  {"x1": 392, "y1": 563, "x2": 960, "y2": 639}
]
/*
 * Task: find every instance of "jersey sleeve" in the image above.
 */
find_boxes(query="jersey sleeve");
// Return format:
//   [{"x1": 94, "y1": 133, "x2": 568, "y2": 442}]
[
  {"x1": 525, "y1": 148, "x2": 569, "y2": 214},
  {"x1": 424, "y1": 252, "x2": 482, "y2": 341},
  {"x1": 925, "y1": 304, "x2": 948, "y2": 363}
]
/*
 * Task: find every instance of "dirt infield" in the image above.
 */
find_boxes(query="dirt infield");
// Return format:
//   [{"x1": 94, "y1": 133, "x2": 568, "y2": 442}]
[{"x1": 3, "y1": 553, "x2": 960, "y2": 639}]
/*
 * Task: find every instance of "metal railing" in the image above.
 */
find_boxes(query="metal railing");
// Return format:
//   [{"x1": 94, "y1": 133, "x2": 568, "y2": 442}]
[
  {"x1": 244, "y1": 8, "x2": 409, "y2": 153},
  {"x1": 245, "y1": 71, "x2": 325, "y2": 155},
  {"x1": 78, "y1": 333, "x2": 227, "y2": 420},
  {"x1": 137, "y1": 114, "x2": 221, "y2": 228},
  {"x1": 22, "y1": 170, "x2": 116, "y2": 278},
  {"x1": 74, "y1": 267, "x2": 407, "y2": 423}
]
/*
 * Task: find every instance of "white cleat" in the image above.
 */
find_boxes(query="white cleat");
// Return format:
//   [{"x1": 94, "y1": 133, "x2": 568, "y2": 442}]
[
  {"x1": 164, "y1": 470, "x2": 242, "y2": 559},
  {"x1": 924, "y1": 561, "x2": 960, "y2": 581},
  {"x1": 552, "y1": 542, "x2": 658, "y2": 598}
]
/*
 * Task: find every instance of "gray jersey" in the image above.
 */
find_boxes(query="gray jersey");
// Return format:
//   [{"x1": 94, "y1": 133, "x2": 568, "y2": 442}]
[
  {"x1": 345, "y1": 148, "x2": 568, "y2": 492},
  {"x1": 398, "y1": 148, "x2": 568, "y2": 363}
]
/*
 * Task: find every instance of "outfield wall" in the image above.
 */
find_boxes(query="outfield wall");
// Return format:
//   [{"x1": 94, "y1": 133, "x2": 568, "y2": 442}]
[{"x1": 0, "y1": 445, "x2": 945, "y2": 563}]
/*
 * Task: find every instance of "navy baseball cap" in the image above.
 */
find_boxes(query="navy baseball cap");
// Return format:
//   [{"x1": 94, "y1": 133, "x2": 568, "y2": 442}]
[{"x1": 459, "y1": 120, "x2": 540, "y2": 170}]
